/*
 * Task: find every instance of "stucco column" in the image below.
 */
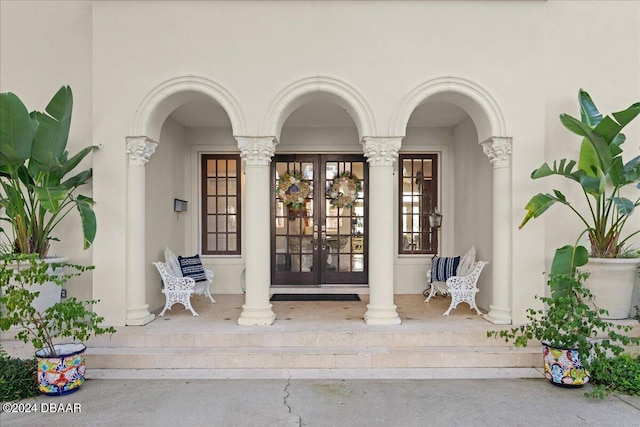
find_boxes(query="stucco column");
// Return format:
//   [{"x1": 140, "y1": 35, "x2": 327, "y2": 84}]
[
  {"x1": 481, "y1": 137, "x2": 513, "y2": 325},
  {"x1": 125, "y1": 136, "x2": 157, "y2": 326},
  {"x1": 237, "y1": 137, "x2": 277, "y2": 326},
  {"x1": 362, "y1": 137, "x2": 402, "y2": 325}
]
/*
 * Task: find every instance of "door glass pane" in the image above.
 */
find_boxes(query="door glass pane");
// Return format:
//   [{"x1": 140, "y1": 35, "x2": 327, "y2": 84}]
[
  {"x1": 290, "y1": 254, "x2": 301, "y2": 272},
  {"x1": 339, "y1": 218, "x2": 351, "y2": 234},
  {"x1": 352, "y1": 254, "x2": 364, "y2": 272},
  {"x1": 301, "y1": 254, "x2": 313, "y2": 272},
  {"x1": 339, "y1": 254, "x2": 351, "y2": 272},
  {"x1": 326, "y1": 162, "x2": 338, "y2": 180},
  {"x1": 351, "y1": 162, "x2": 363, "y2": 179},
  {"x1": 275, "y1": 236, "x2": 287, "y2": 253}
]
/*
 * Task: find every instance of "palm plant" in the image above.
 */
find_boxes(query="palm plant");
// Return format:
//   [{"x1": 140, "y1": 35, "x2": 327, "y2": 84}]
[
  {"x1": 0, "y1": 86, "x2": 96, "y2": 257},
  {"x1": 520, "y1": 89, "x2": 640, "y2": 258}
]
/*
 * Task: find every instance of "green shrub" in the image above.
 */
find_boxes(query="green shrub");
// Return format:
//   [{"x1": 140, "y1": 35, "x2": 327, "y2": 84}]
[
  {"x1": 0, "y1": 349, "x2": 38, "y2": 402},
  {"x1": 587, "y1": 353, "x2": 640, "y2": 399}
]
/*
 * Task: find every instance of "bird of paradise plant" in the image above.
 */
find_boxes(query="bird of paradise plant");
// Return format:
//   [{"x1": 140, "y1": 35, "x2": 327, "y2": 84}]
[
  {"x1": 520, "y1": 89, "x2": 640, "y2": 258},
  {"x1": 0, "y1": 86, "x2": 96, "y2": 257}
]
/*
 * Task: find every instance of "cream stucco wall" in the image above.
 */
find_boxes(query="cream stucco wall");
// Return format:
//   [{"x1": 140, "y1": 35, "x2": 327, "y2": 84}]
[
  {"x1": 0, "y1": 1, "x2": 95, "y2": 301},
  {"x1": 452, "y1": 118, "x2": 494, "y2": 311},
  {"x1": 2, "y1": 0, "x2": 638, "y2": 325},
  {"x1": 144, "y1": 118, "x2": 189, "y2": 312}
]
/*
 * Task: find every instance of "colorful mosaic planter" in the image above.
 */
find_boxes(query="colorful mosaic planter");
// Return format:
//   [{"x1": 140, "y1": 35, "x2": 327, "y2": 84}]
[
  {"x1": 542, "y1": 342, "x2": 589, "y2": 387},
  {"x1": 36, "y1": 343, "x2": 86, "y2": 396}
]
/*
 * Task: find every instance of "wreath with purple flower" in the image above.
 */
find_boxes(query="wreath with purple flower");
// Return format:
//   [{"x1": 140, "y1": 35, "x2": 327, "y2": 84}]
[
  {"x1": 276, "y1": 171, "x2": 312, "y2": 209},
  {"x1": 327, "y1": 172, "x2": 362, "y2": 209}
]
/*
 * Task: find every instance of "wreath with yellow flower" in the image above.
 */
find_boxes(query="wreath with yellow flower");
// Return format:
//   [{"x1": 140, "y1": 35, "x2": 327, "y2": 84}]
[
  {"x1": 327, "y1": 172, "x2": 362, "y2": 209},
  {"x1": 276, "y1": 170, "x2": 312, "y2": 209}
]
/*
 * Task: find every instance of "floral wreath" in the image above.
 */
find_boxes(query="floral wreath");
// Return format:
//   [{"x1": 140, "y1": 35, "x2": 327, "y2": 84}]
[
  {"x1": 327, "y1": 172, "x2": 362, "y2": 209},
  {"x1": 276, "y1": 170, "x2": 312, "y2": 209}
]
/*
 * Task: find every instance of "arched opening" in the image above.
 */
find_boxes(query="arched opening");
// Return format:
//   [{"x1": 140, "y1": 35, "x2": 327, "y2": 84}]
[
  {"x1": 272, "y1": 94, "x2": 367, "y2": 288},
  {"x1": 261, "y1": 75, "x2": 376, "y2": 142},
  {"x1": 392, "y1": 76, "x2": 511, "y2": 323},
  {"x1": 126, "y1": 75, "x2": 246, "y2": 320},
  {"x1": 144, "y1": 98, "x2": 238, "y2": 312},
  {"x1": 402, "y1": 98, "x2": 493, "y2": 310}
]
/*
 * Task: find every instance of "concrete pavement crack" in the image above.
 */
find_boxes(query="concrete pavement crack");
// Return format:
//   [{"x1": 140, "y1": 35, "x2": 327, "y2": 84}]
[
  {"x1": 284, "y1": 373, "x2": 302, "y2": 426},
  {"x1": 614, "y1": 393, "x2": 640, "y2": 411}
]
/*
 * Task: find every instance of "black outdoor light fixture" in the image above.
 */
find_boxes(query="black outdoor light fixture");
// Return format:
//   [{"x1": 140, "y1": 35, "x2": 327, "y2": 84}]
[
  {"x1": 174, "y1": 199, "x2": 188, "y2": 212},
  {"x1": 428, "y1": 207, "x2": 443, "y2": 229}
]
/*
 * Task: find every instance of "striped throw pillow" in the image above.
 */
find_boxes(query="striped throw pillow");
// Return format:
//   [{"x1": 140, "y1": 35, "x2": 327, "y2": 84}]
[
  {"x1": 178, "y1": 254, "x2": 207, "y2": 282},
  {"x1": 431, "y1": 256, "x2": 461, "y2": 282}
]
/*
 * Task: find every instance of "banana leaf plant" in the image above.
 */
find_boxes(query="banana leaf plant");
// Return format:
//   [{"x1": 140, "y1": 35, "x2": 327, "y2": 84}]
[
  {"x1": 0, "y1": 86, "x2": 96, "y2": 258},
  {"x1": 549, "y1": 243, "x2": 588, "y2": 298},
  {"x1": 520, "y1": 89, "x2": 640, "y2": 258}
]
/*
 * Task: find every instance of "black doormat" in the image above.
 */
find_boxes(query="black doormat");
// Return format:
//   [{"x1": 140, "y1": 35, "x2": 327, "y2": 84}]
[{"x1": 270, "y1": 293, "x2": 361, "y2": 302}]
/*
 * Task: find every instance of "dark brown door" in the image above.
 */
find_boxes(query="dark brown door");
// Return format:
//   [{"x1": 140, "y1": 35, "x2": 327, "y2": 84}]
[{"x1": 271, "y1": 154, "x2": 368, "y2": 286}]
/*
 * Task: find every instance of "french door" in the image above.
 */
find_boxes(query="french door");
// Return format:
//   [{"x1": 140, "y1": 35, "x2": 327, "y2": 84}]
[{"x1": 271, "y1": 154, "x2": 368, "y2": 286}]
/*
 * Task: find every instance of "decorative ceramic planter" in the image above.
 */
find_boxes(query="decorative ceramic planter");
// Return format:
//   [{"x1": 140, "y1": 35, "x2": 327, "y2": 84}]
[
  {"x1": 542, "y1": 342, "x2": 589, "y2": 387},
  {"x1": 36, "y1": 343, "x2": 86, "y2": 396},
  {"x1": 2, "y1": 256, "x2": 68, "y2": 313},
  {"x1": 582, "y1": 257, "x2": 639, "y2": 319}
]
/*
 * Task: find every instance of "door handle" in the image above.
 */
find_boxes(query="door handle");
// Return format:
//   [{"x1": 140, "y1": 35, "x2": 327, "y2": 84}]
[
  {"x1": 313, "y1": 231, "x2": 318, "y2": 250},
  {"x1": 321, "y1": 231, "x2": 326, "y2": 250}
]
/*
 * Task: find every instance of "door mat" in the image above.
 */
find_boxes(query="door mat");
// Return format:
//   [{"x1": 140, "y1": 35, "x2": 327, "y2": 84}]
[{"x1": 270, "y1": 293, "x2": 361, "y2": 302}]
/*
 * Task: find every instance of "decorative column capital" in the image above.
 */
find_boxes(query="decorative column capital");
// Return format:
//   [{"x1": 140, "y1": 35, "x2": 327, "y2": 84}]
[
  {"x1": 362, "y1": 137, "x2": 402, "y2": 167},
  {"x1": 126, "y1": 136, "x2": 157, "y2": 166},
  {"x1": 237, "y1": 137, "x2": 277, "y2": 166},
  {"x1": 481, "y1": 137, "x2": 512, "y2": 168}
]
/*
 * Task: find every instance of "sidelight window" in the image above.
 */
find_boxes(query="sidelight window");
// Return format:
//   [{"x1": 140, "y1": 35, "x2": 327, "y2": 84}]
[
  {"x1": 201, "y1": 154, "x2": 241, "y2": 255},
  {"x1": 399, "y1": 154, "x2": 438, "y2": 254}
]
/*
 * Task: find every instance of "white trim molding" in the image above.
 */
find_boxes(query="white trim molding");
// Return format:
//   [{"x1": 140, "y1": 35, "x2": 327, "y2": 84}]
[
  {"x1": 390, "y1": 76, "x2": 506, "y2": 142},
  {"x1": 130, "y1": 74, "x2": 248, "y2": 142}
]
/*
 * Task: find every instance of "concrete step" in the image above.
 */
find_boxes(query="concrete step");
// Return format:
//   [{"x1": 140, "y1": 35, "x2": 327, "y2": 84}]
[
  {"x1": 83, "y1": 345, "x2": 540, "y2": 370},
  {"x1": 87, "y1": 367, "x2": 544, "y2": 380},
  {"x1": 86, "y1": 329, "x2": 515, "y2": 348}
]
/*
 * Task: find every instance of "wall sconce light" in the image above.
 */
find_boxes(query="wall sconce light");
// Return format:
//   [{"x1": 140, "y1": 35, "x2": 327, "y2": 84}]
[
  {"x1": 173, "y1": 199, "x2": 188, "y2": 212},
  {"x1": 428, "y1": 207, "x2": 443, "y2": 229}
]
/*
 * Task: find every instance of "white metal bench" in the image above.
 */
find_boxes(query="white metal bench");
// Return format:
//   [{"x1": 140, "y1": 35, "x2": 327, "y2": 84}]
[
  {"x1": 425, "y1": 246, "x2": 487, "y2": 316},
  {"x1": 153, "y1": 247, "x2": 215, "y2": 317},
  {"x1": 153, "y1": 261, "x2": 200, "y2": 316}
]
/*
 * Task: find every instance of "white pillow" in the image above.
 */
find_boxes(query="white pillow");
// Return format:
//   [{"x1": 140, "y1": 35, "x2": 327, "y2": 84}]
[
  {"x1": 457, "y1": 246, "x2": 476, "y2": 277},
  {"x1": 164, "y1": 247, "x2": 183, "y2": 277}
]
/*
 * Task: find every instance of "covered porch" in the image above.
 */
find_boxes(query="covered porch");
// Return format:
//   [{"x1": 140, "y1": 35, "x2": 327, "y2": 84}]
[{"x1": 6, "y1": 294, "x2": 543, "y2": 380}]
